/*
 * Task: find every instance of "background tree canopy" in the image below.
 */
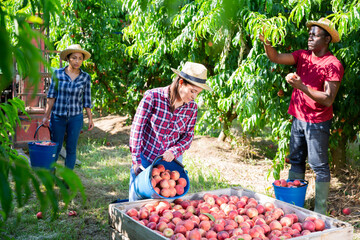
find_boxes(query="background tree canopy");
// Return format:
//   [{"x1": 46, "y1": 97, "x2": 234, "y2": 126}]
[{"x1": 0, "y1": 0, "x2": 359, "y2": 226}]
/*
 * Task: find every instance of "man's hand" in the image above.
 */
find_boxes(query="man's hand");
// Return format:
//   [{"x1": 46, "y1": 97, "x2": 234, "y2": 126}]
[
  {"x1": 286, "y1": 72, "x2": 303, "y2": 89},
  {"x1": 162, "y1": 150, "x2": 175, "y2": 162}
]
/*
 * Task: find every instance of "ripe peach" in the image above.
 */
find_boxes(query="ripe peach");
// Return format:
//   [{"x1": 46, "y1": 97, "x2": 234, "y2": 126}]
[
  {"x1": 292, "y1": 222, "x2": 302, "y2": 232},
  {"x1": 205, "y1": 230, "x2": 217, "y2": 239},
  {"x1": 177, "y1": 177, "x2": 187, "y2": 187},
  {"x1": 152, "y1": 167, "x2": 160, "y2": 177},
  {"x1": 302, "y1": 220, "x2": 316, "y2": 232},
  {"x1": 162, "y1": 210, "x2": 173, "y2": 220},
  {"x1": 156, "y1": 164, "x2": 165, "y2": 173},
  {"x1": 149, "y1": 214, "x2": 160, "y2": 223},
  {"x1": 269, "y1": 220, "x2": 282, "y2": 231},
  {"x1": 126, "y1": 208, "x2": 138, "y2": 217},
  {"x1": 229, "y1": 195, "x2": 240, "y2": 203},
  {"x1": 264, "y1": 202, "x2": 275, "y2": 212},
  {"x1": 159, "y1": 216, "x2": 170, "y2": 224},
  {"x1": 182, "y1": 219, "x2": 195, "y2": 231},
  {"x1": 154, "y1": 187, "x2": 160, "y2": 194},
  {"x1": 234, "y1": 214, "x2": 244, "y2": 224},
  {"x1": 169, "y1": 187, "x2": 176, "y2": 197},
  {"x1": 175, "y1": 185, "x2": 185, "y2": 196},
  {"x1": 213, "y1": 223, "x2": 224, "y2": 232},
  {"x1": 199, "y1": 220, "x2": 211, "y2": 231},
  {"x1": 160, "y1": 171, "x2": 170, "y2": 180},
  {"x1": 256, "y1": 204, "x2": 265, "y2": 214},
  {"x1": 342, "y1": 208, "x2": 351, "y2": 215},
  {"x1": 232, "y1": 227, "x2": 243, "y2": 236},
  {"x1": 172, "y1": 217, "x2": 182, "y2": 225},
  {"x1": 146, "y1": 221, "x2": 157, "y2": 230},
  {"x1": 216, "y1": 231, "x2": 229, "y2": 240},
  {"x1": 138, "y1": 207, "x2": 149, "y2": 219},
  {"x1": 304, "y1": 216, "x2": 316, "y2": 222},
  {"x1": 160, "y1": 188, "x2": 171, "y2": 198},
  {"x1": 170, "y1": 170, "x2": 180, "y2": 180},
  {"x1": 246, "y1": 207, "x2": 258, "y2": 218},
  {"x1": 187, "y1": 229, "x2": 201, "y2": 240},
  {"x1": 293, "y1": 179, "x2": 301, "y2": 186},
  {"x1": 236, "y1": 234, "x2": 251, "y2": 240},
  {"x1": 280, "y1": 216, "x2": 293, "y2": 227},
  {"x1": 314, "y1": 218, "x2": 325, "y2": 231},
  {"x1": 168, "y1": 179, "x2": 176, "y2": 188},
  {"x1": 159, "y1": 179, "x2": 170, "y2": 189},
  {"x1": 198, "y1": 214, "x2": 209, "y2": 221},
  {"x1": 174, "y1": 224, "x2": 187, "y2": 235},
  {"x1": 273, "y1": 180, "x2": 281, "y2": 186},
  {"x1": 280, "y1": 179, "x2": 287, "y2": 187},
  {"x1": 205, "y1": 196, "x2": 216, "y2": 206},
  {"x1": 163, "y1": 227, "x2": 174, "y2": 237},
  {"x1": 301, "y1": 229, "x2": 311, "y2": 235},
  {"x1": 180, "y1": 200, "x2": 191, "y2": 209},
  {"x1": 153, "y1": 175, "x2": 162, "y2": 184}
]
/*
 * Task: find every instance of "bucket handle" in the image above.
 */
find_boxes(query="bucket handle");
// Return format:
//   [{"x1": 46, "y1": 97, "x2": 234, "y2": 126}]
[
  {"x1": 34, "y1": 123, "x2": 51, "y2": 141},
  {"x1": 152, "y1": 155, "x2": 185, "y2": 169}
]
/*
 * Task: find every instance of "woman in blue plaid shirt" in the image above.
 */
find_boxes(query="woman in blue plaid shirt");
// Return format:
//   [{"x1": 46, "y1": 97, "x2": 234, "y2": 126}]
[
  {"x1": 128, "y1": 62, "x2": 212, "y2": 201},
  {"x1": 42, "y1": 44, "x2": 94, "y2": 170}
]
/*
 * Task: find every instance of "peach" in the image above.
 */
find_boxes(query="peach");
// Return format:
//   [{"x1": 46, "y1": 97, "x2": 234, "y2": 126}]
[
  {"x1": 159, "y1": 171, "x2": 169, "y2": 180},
  {"x1": 198, "y1": 214, "x2": 209, "y2": 221},
  {"x1": 172, "y1": 211, "x2": 183, "y2": 219},
  {"x1": 205, "y1": 196, "x2": 216, "y2": 206},
  {"x1": 162, "y1": 210, "x2": 173, "y2": 220},
  {"x1": 314, "y1": 218, "x2": 325, "y2": 231},
  {"x1": 168, "y1": 179, "x2": 176, "y2": 188},
  {"x1": 138, "y1": 207, "x2": 149, "y2": 219},
  {"x1": 264, "y1": 202, "x2": 275, "y2": 212},
  {"x1": 236, "y1": 234, "x2": 251, "y2": 240},
  {"x1": 177, "y1": 177, "x2": 187, "y2": 187},
  {"x1": 156, "y1": 164, "x2": 165, "y2": 173},
  {"x1": 301, "y1": 229, "x2": 312, "y2": 235},
  {"x1": 149, "y1": 214, "x2": 160, "y2": 223},
  {"x1": 205, "y1": 230, "x2": 217, "y2": 239},
  {"x1": 163, "y1": 227, "x2": 174, "y2": 237},
  {"x1": 302, "y1": 220, "x2": 315, "y2": 232},
  {"x1": 273, "y1": 180, "x2": 281, "y2": 186},
  {"x1": 170, "y1": 170, "x2": 180, "y2": 180},
  {"x1": 213, "y1": 223, "x2": 224, "y2": 232},
  {"x1": 280, "y1": 179, "x2": 287, "y2": 187},
  {"x1": 229, "y1": 195, "x2": 240, "y2": 203},
  {"x1": 180, "y1": 200, "x2": 191, "y2": 209},
  {"x1": 342, "y1": 208, "x2": 351, "y2": 215},
  {"x1": 175, "y1": 185, "x2": 185, "y2": 196},
  {"x1": 172, "y1": 217, "x2": 182, "y2": 225},
  {"x1": 234, "y1": 214, "x2": 244, "y2": 224},
  {"x1": 153, "y1": 175, "x2": 162, "y2": 184},
  {"x1": 159, "y1": 216, "x2": 170, "y2": 224},
  {"x1": 199, "y1": 220, "x2": 211, "y2": 231},
  {"x1": 160, "y1": 188, "x2": 171, "y2": 198},
  {"x1": 216, "y1": 231, "x2": 229, "y2": 240},
  {"x1": 293, "y1": 179, "x2": 301, "y2": 186},
  {"x1": 146, "y1": 221, "x2": 157, "y2": 230},
  {"x1": 187, "y1": 229, "x2": 201, "y2": 240},
  {"x1": 182, "y1": 219, "x2": 195, "y2": 231},
  {"x1": 126, "y1": 208, "x2": 138, "y2": 217},
  {"x1": 159, "y1": 179, "x2": 169, "y2": 189},
  {"x1": 269, "y1": 220, "x2": 282, "y2": 231},
  {"x1": 154, "y1": 187, "x2": 160, "y2": 194},
  {"x1": 232, "y1": 227, "x2": 243, "y2": 236},
  {"x1": 246, "y1": 207, "x2": 258, "y2": 218},
  {"x1": 152, "y1": 167, "x2": 160, "y2": 177},
  {"x1": 280, "y1": 216, "x2": 293, "y2": 227},
  {"x1": 292, "y1": 222, "x2": 302, "y2": 232},
  {"x1": 151, "y1": 178, "x2": 157, "y2": 188},
  {"x1": 256, "y1": 204, "x2": 265, "y2": 214},
  {"x1": 167, "y1": 222, "x2": 175, "y2": 230},
  {"x1": 174, "y1": 224, "x2": 187, "y2": 235},
  {"x1": 169, "y1": 187, "x2": 177, "y2": 197}
]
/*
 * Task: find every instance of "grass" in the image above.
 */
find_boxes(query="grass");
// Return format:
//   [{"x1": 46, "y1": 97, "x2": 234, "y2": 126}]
[{"x1": 2, "y1": 134, "x2": 233, "y2": 240}]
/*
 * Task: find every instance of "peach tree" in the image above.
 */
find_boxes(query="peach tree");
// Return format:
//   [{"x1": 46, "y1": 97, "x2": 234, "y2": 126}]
[{"x1": 119, "y1": 0, "x2": 360, "y2": 179}]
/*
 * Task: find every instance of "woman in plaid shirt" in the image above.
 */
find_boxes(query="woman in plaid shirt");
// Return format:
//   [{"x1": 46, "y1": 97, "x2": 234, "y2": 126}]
[
  {"x1": 42, "y1": 44, "x2": 94, "y2": 170},
  {"x1": 129, "y1": 62, "x2": 212, "y2": 201}
]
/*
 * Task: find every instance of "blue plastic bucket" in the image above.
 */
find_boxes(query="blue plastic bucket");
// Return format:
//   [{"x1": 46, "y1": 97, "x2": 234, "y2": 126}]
[
  {"x1": 28, "y1": 124, "x2": 58, "y2": 170},
  {"x1": 134, "y1": 156, "x2": 190, "y2": 200},
  {"x1": 273, "y1": 179, "x2": 308, "y2": 207}
]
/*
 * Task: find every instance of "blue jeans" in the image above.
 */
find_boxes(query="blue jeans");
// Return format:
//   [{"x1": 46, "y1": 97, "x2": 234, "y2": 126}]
[
  {"x1": 129, "y1": 154, "x2": 183, "y2": 202},
  {"x1": 50, "y1": 113, "x2": 83, "y2": 170},
  {"x1": 288, "y1": 117, "x2": 332, "y2": 182}
]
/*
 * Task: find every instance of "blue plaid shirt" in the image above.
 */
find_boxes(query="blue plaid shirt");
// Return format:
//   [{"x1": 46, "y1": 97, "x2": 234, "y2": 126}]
[{"x1": 47, "y1": 66, "x2": 92, "y2": 116}]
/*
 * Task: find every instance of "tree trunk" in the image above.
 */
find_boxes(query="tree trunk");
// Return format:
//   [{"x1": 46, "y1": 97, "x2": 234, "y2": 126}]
[{"x1": 330, "y1": 135, "x2": 347, "y2": 176}]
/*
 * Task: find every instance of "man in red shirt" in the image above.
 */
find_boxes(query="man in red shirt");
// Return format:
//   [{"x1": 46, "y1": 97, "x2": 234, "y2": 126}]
[{"x1": 260, "y1": 18, "x2": 344, "y2": 214}]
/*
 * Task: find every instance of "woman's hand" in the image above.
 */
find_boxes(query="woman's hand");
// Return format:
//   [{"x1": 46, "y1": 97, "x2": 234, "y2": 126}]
[
  {"x1": 42, "y1": 116, "x2": 50, "y2": 127},
  {"x1": 162, "y1": 150, "x2": 175, "y2": 162},
  {"x1": 133, "y1": 164, "x2": 144, "y2": 176},
  {"x1": 88, "y1": 119, "x2": 94, "y2": 131}
]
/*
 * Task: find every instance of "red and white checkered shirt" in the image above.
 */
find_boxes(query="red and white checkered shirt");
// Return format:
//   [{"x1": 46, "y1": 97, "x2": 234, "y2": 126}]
[{"x1": 129, "y1": 86, "x2": 198, "y2": 165}]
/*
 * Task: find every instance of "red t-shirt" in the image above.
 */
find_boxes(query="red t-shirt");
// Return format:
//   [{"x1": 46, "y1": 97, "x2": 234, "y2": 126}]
[{"x1": 288, "y1": 50, "x2": 344, "y2": 123}]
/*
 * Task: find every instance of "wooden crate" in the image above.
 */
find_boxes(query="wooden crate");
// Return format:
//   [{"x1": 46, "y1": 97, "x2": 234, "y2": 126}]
[{"x1": 109, "y1": 187, "x2": 353, "y2": 240}]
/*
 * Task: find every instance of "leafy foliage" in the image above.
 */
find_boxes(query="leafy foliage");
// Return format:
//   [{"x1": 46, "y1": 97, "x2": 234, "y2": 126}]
[{"x1": 0, "y1": 0, "x2": 86, "y2": 230}]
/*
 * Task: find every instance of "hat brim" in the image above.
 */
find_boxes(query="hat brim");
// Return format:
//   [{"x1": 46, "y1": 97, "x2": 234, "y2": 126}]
[
  {"x1": 171, "y1": 68, "x2": 213, "y2": 91},
  {"x1": 60, "y1": 49, "x2": 91, "y2": 61},
  {"x1": 306, "y1": 21, "x2": 340, "y2": 43}
]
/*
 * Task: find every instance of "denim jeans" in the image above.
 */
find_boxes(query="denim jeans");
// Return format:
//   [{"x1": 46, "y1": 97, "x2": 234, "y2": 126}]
[
  {"x1": 288, "y1": 117, "x2": 332, "y2": 182},
  {"x1": 50, "y1": 113, "x2": 83, "y2": 170},
  {"x1": 129, "y1": 154, "x2": 183, "y2": 202}
]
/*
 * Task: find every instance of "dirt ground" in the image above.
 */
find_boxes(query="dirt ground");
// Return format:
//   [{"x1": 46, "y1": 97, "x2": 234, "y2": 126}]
[{"x1": 91, "y1": 115, "x2": 360, "y2": 238}]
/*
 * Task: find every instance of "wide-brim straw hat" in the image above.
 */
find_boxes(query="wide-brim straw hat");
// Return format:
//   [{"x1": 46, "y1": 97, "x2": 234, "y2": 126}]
[
  {"x1": 306, "y1": 18, "x2": 340, "y2": 43},
  {"x1": 171, "y1": 62, "x2": 212, "y2": 91},
  {"x1": 60, "y1": 44, "x2": 91, "y2": 61}
]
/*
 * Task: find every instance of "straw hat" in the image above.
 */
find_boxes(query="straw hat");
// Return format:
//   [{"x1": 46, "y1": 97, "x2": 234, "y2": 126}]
[
  {"x1": 60, "y1": 44, "x2": 91, "y2": 61},
  {"x1": 306, "y1": 18, "x2": 340, "y2": 43},
  {"x1": 171, "y1": 62, "x2": 212, "y2": 91}
]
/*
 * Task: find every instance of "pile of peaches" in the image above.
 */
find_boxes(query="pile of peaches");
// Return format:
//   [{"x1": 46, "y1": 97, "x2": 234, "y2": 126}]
[
  {"x1": 273, "y1": 179, "x2": 306, "y2": 188},
  {"x1": 151, "y1": 164, "x2": 188, "y2": 198},
  {"x1": 126, "y1": 193, "x2": 328, "y2": 239}
]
